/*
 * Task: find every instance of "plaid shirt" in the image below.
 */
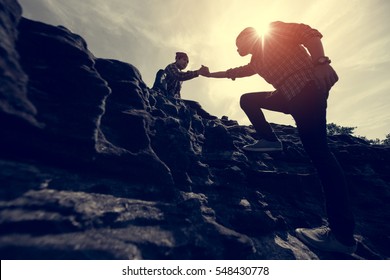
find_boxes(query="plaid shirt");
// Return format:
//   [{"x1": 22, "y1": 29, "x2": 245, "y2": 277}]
[
  {"x1": 164, "y1": 62, "x2": 199, "y2": 98},
  {"x1": 226, "y1": 21, "x2": 323, "y2": 101}
]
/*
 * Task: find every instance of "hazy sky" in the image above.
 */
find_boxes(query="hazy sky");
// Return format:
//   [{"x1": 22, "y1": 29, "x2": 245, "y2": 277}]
[{"x1": 19, "y1": 0, "x2": 390, "y2": 140}]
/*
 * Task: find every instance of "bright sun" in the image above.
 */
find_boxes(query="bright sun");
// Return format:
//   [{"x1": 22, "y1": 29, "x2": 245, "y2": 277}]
[{"x1": 255, "y1": 22, "x2": 271, "y2": 37}]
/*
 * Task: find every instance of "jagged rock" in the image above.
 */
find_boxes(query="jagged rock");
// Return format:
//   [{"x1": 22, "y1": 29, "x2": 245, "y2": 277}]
[
  {"x1": 0, "y1": 0, "x2": 389, "y2": 260},
  {"x1": 14, "y1": 17, "x2": 173, "y2": 186},
  {"x1": 14, "y1": 18, "x2": 108, "y2": 160},
  {"x1": 0, "y1": 0, "x2": 42, "y2": 148}
]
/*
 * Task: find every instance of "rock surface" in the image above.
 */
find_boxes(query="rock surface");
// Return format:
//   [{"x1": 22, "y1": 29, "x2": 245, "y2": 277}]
[{"x1": 0, "y1": 0, "x2": 389, "y2": 260}]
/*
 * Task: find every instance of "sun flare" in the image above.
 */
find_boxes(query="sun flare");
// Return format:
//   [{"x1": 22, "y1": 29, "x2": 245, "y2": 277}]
[{"x1": 255, "y1": 22, "x2": 271, "y2": 38}]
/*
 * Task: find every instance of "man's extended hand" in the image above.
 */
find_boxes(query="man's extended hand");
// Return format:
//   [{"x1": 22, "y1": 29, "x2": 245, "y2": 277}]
[{"x1": 198, "y1": 65, "x2": 210, "y2": 77}]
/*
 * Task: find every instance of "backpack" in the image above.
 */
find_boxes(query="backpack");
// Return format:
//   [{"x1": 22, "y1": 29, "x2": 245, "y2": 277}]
[{"x1": 152, "y1": 69, "x2": 167, "y2": 93}]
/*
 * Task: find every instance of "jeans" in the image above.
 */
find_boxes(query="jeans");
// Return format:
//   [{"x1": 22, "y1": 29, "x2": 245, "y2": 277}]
[{"x1": 240, "y1": 81, "x2": 355, "y2": 244}]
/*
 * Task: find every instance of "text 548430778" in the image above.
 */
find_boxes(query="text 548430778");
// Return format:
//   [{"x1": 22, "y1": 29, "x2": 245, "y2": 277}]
[{"x1": 215, "y1": 266, "x2": 270, "y2": 276}]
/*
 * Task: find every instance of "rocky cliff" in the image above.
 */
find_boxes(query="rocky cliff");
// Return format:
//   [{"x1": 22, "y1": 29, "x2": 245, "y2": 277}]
[{"x1": 1, "y1": 0, "x2": 389, "y2": 260}]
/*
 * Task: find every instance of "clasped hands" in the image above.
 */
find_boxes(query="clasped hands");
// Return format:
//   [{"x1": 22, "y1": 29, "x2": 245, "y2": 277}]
[{"x1": 198, "y1": 65, "x2": 210, "y2": 77}]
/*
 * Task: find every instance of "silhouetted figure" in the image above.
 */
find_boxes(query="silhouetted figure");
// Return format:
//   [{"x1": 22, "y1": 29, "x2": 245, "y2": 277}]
[
  {"x1": 163, "y1": 52, "x2": 208, "y2": 98},
  {"x1": 152, "y1": 52, "x2": 214, "y2": 119},
  {"x1": 202, "y1": 21, "x2": 356, "y2": 254}
]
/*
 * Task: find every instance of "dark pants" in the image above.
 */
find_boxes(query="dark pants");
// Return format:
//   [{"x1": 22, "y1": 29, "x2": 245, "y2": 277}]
[{"x1": 240, "y1": 81, "x2": 355, "y2": 244}]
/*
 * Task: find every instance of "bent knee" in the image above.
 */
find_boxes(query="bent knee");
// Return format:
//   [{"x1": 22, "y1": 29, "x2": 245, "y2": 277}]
[{"x1": 240, "y1": 93, "x2": 251, "y2": 110}]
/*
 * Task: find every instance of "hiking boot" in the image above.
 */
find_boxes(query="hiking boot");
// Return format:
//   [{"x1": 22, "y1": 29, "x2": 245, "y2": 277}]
[
  {"x1": 242, "y1": 139, "x2": 283, "y2": 152},
  {"x1": 295, "y1": 226, "x2": 357, "y2": 254}
]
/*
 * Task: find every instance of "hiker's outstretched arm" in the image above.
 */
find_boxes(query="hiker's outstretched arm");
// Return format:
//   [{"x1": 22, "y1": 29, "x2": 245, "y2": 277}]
[
  {"x1": 165, "y1": 63, "x2": 198, "y2": 81},
  {"x1": 205, "y1": 64, "x2": 256, "y2": 80},
  {"x1": 206, "y1": 71, "x2": 228, "y2": 78}
]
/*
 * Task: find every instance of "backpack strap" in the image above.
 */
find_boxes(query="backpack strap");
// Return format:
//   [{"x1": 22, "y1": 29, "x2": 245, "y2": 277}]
[{"x1": 152, "y1": 69, "x2": 167, "y2": 92}]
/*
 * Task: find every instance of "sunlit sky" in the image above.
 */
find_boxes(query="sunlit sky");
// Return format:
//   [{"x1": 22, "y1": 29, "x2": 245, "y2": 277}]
[{"x1": 19, "y1": 0, "x2": 390, "y2": 140}]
